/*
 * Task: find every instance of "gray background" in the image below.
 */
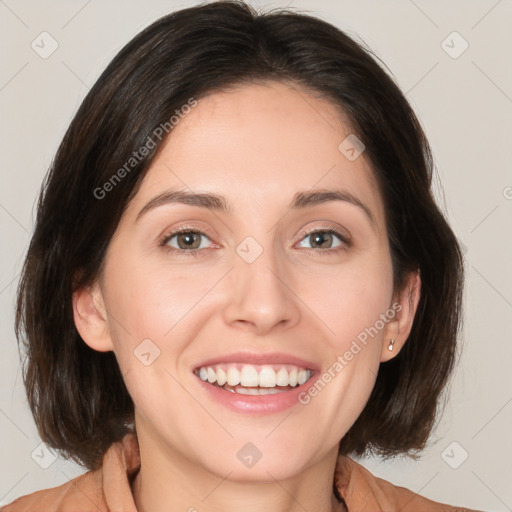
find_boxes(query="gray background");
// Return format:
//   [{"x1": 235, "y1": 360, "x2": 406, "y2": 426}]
[{"x1": 1, "y1": 1, "x2": 511, "y2": 510}]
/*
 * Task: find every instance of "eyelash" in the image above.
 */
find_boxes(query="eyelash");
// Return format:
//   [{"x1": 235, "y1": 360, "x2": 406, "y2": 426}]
[{"x1": 158, "y1": 225, "x2": 351, "y2": 258}]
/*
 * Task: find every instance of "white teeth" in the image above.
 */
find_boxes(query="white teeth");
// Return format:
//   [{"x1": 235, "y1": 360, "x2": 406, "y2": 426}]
[
  {"x1": 297, "y1": 369, "x2": 309, "y2": 385},
  {"x1": 240, "y1": 365, "x2": 259, "y2": 387},
  {"x1": 196, "y1": 363, "x2": 313, "y2": 389},
  {"x1": 276, "y1": 367, "x2": 289, "y2": 386},
  {"x1": 207, "y1": 367, "x2": 217, "y2": 383},
  {"x1": 226, "y1": 367, "x2": 240, "y2": 386},
  {"x1": 233, "y1": 386, "x2": 284, "y2": 395},
  {"x1": 258, "y1": 366, "x2": 277, "y2": 387},
  {"x1": 216, "y1": 367, "x2": 227, "y2": 386}
]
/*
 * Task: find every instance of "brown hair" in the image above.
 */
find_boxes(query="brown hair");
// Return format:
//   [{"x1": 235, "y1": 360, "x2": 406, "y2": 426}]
[{"x1": 16, "y1": 0, "x2": 464, "y2": 475}]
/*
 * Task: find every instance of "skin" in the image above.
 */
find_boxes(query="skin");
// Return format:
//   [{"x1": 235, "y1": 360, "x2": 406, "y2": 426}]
[{"x1": 73, "y1": 80, "x2": 420, "y2": 512}]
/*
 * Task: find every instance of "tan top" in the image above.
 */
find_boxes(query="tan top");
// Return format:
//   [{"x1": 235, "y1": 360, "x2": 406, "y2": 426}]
[{"x1": 2, "y1": 433, "x2": 482, "y2": 511}]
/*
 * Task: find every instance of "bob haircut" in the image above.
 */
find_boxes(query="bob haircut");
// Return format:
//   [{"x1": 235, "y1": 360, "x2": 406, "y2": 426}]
[{"x1": 16, "y1": 0, "x2": 464, "y2": 472}]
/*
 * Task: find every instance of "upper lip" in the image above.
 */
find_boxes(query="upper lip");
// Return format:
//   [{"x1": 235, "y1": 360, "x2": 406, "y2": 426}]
[{"x1": 193, "y1": 352, "x2": 319, "y2": 372}]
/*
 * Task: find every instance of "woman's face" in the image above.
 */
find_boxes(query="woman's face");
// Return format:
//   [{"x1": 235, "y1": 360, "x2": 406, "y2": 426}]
[{"x1": 75, "y1": 80, "x2": 417, "y2": 481}]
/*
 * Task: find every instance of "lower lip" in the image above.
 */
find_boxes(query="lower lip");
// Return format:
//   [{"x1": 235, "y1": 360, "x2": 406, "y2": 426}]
[{"x1": 194, "y1": 373, "x2": 318, "y2": 415}]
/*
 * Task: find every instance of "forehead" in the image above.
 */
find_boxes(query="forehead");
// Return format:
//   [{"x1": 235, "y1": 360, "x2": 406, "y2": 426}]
[{"x1": 126, "y1": 81, "x2": 385, "y2": 230}]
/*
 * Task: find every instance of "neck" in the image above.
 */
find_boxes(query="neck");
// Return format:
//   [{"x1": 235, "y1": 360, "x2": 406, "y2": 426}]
[{"x1": 130, "y1": 423, "x2": 346, "y2": 512}]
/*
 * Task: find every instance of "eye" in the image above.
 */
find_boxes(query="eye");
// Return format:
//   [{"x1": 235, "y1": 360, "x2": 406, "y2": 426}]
[
  {"x1": 159, "y1": 226, "x2": 350, "y2": 258},
  {"x1": 160, "y1": 227, "x2": 213, "y2": 257},
  {"x1": 296, "y1": 228, "x2": 350, "y2": 254}
]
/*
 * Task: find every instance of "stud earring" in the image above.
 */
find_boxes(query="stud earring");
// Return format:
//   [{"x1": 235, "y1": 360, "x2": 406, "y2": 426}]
[{"x1": 388, "y1": 339, "x2": 395, "y2": 351}]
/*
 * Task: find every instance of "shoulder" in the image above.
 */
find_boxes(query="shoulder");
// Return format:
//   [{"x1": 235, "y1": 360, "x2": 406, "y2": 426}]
[
  {"x1": 1, "y1": 434, "x2": 139, "y2": 512},
  {"x1": 336, "y1": 455, "x2": 485, "y2": 512},
  {"x1": 1, "y1": 470, "x2": 105, "y2": 512}
]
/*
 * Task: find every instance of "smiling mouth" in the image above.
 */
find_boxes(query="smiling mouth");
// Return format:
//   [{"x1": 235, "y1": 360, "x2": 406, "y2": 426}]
[{"x1": 194, "y1": 363, "x2": 314, "y2": 395}]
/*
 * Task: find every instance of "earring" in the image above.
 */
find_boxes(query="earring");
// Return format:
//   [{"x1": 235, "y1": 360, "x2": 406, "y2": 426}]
[{"x1": 388, "y1": 339, "x2": 395, "y2": 351}]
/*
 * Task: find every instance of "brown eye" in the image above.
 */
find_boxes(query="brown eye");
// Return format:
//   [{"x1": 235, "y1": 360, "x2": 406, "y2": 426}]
[
  {"x1": 175, "y1": 232, "x2": 202, "y2": 249},
  {"x1": 297, "y1": 229, "x2": 347, "y2": 251},
  {"x1": 161, "y1": 229, "x2": 212, "y2": 254},
  {"x1": 309, "y1": 231, "x2": 335, "y2": 249}
]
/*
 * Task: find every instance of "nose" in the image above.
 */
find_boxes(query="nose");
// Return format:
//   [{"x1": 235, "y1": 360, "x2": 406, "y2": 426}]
[{"x1": 222, "y1": 246, "x2": 301, "y2": 336}]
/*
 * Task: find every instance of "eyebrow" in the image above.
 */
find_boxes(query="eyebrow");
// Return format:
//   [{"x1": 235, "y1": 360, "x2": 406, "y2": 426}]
[{"x1": 135, "y1": 188, "x2": 376, "y2": 227}]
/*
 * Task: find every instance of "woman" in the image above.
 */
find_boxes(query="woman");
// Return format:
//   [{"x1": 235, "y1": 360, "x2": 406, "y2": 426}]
[{"x1": 4, "y1": 1, "x2": 482, "y2": 511}]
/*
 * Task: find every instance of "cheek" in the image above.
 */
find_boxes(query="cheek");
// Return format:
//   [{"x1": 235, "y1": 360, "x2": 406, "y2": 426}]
[
  {"x1": 101, "y1": 264, "x2": 211, "y2": 414},
  {"x1": 300, "y1": 251, "x2": 394, "y2": 353},
  {"x1": 105, "y1": 257, "x2": 214, "y2": 337},
  {"x1": 308, "y1": 253, "x2": 393, "y2": 425}
]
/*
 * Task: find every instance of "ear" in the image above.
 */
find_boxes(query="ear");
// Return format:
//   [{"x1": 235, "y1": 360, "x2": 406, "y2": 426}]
[
  {"x1": 72, "y1": 279, "x2": 114, "y2": 352},
  {"x1": 380, "y1": 270, "x2": 421, "y2": 362}
]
